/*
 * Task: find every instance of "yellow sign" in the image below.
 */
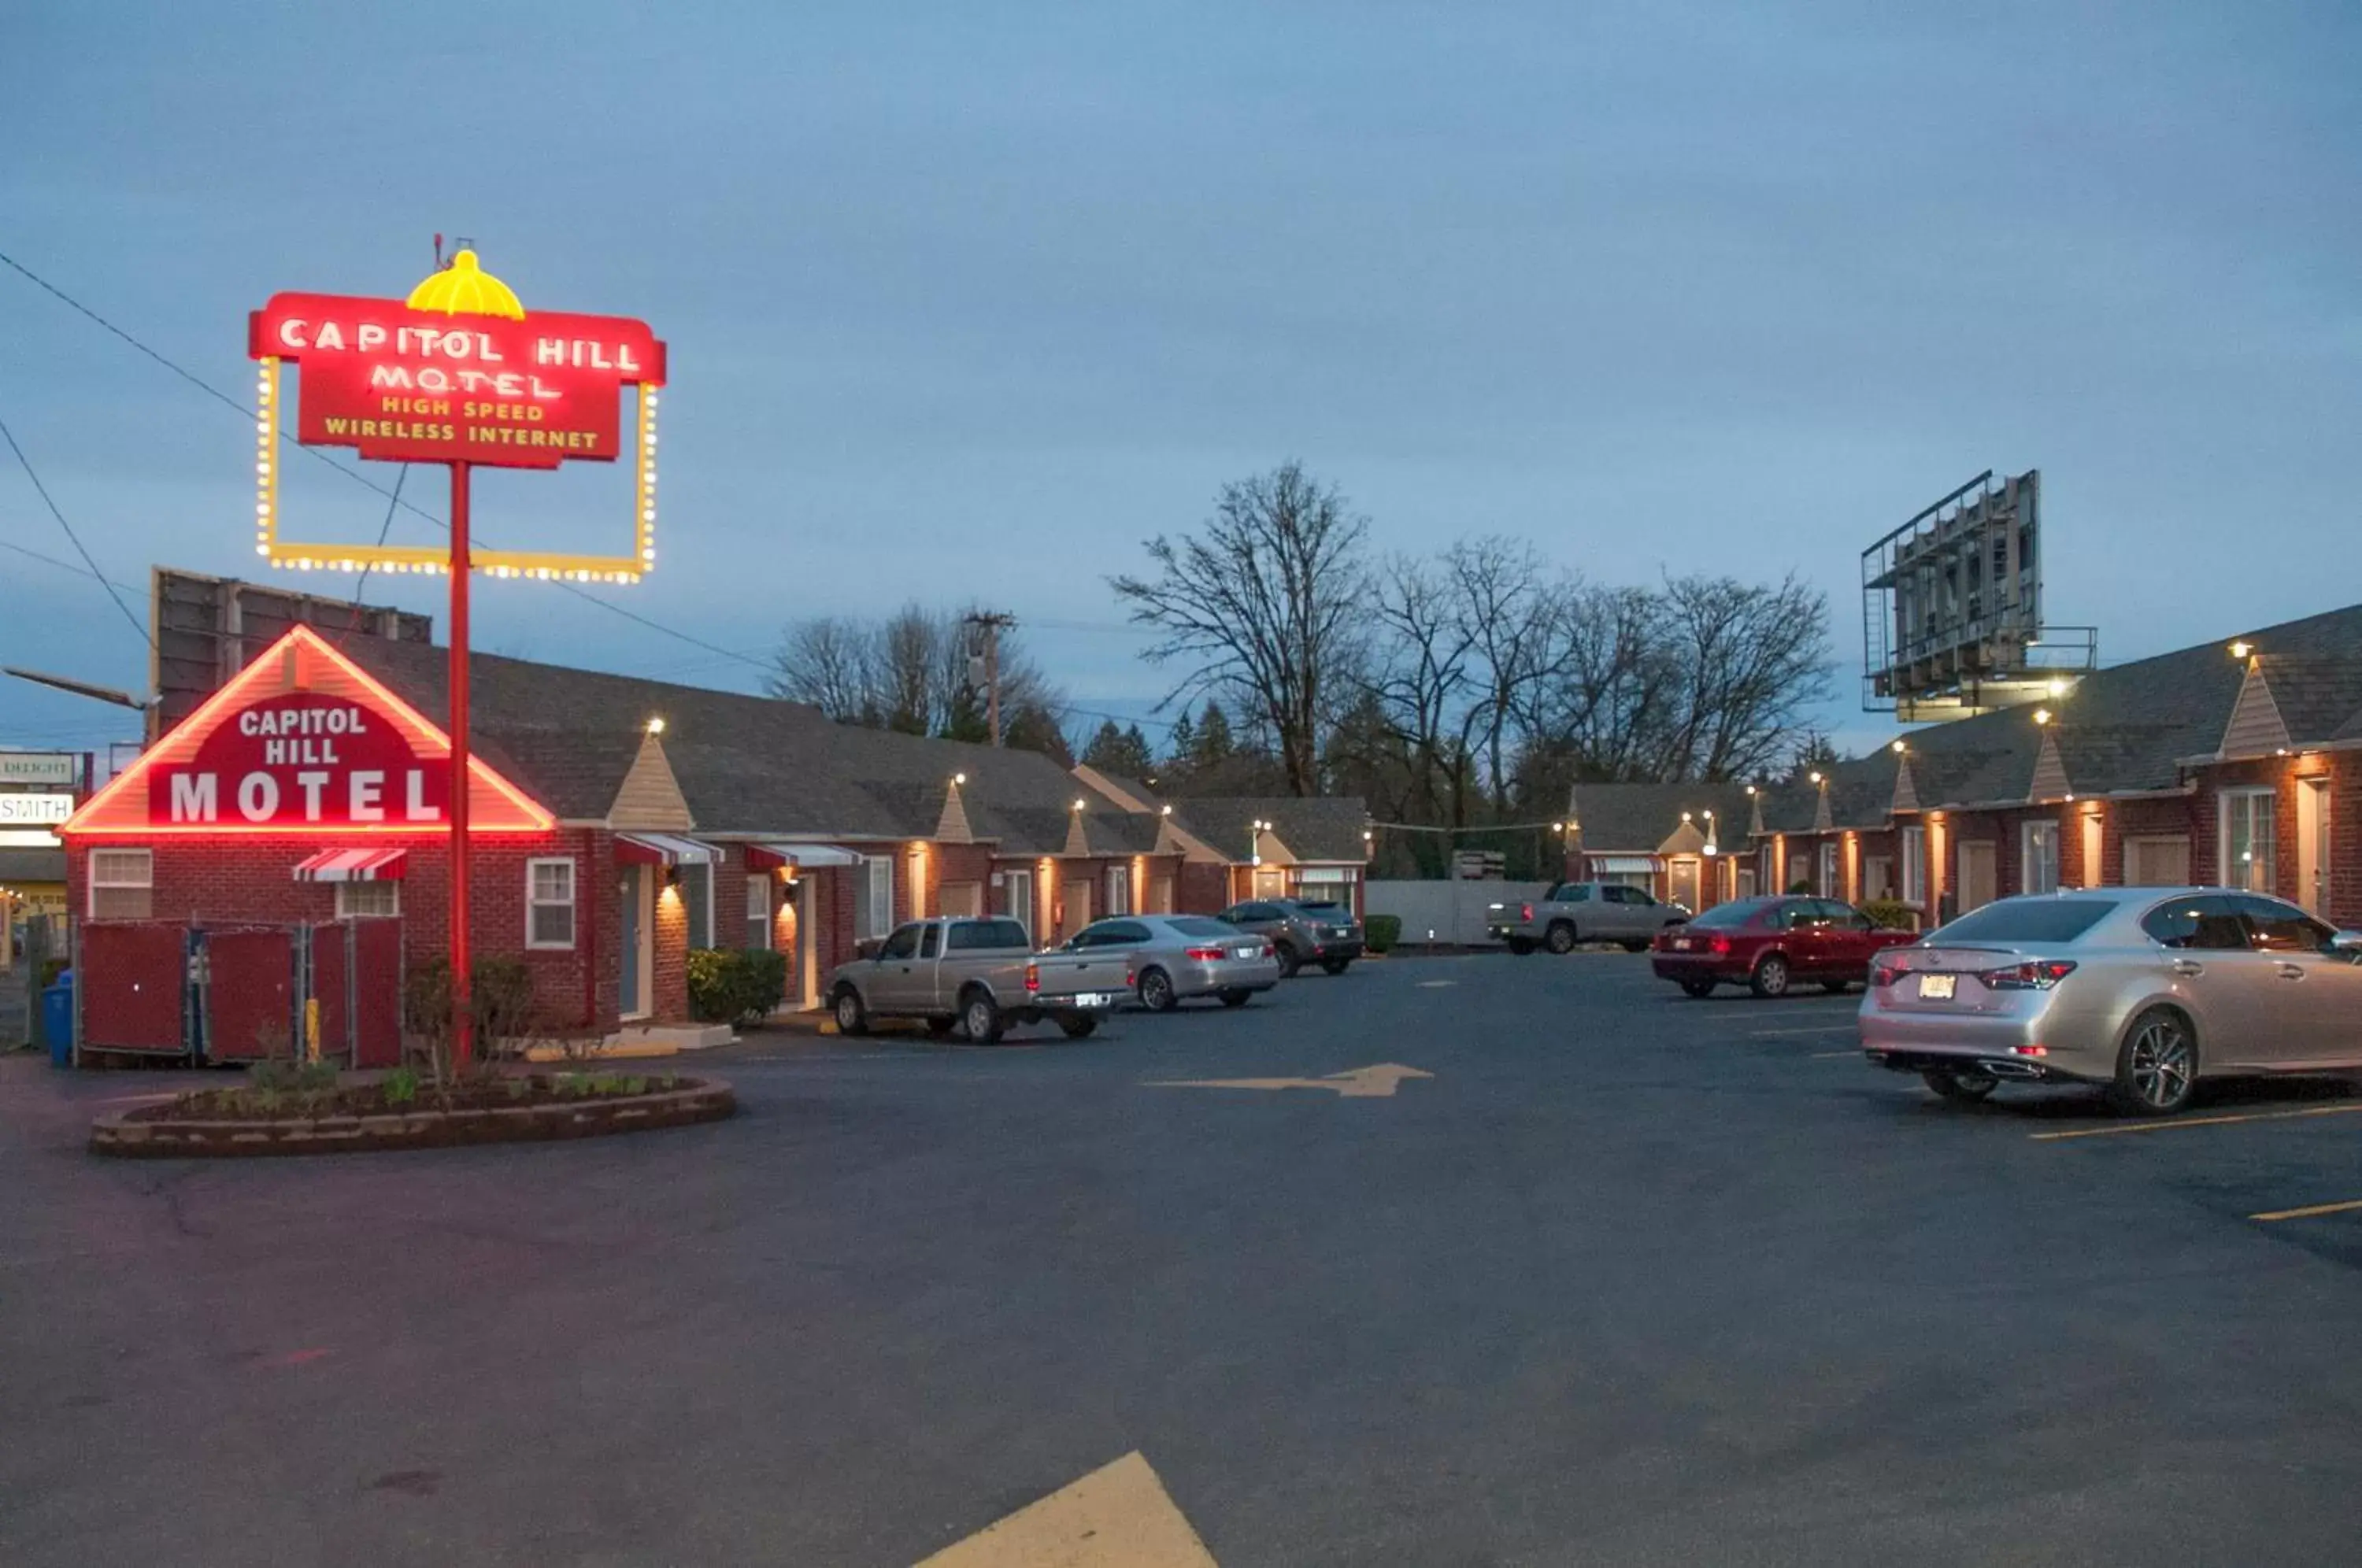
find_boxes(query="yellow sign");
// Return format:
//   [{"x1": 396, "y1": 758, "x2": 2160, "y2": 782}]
[
  {"x1": 916, "y1": 1452, "x2": 1216, "y2": 1568},
  {"x1": 1146, "y1": 1063, "x2": 1432, "y2": 1098}
]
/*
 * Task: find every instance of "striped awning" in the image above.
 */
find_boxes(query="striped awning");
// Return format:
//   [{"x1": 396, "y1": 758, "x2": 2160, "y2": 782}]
[
  {"x1": 293, "y1": 847, "x2": 409, "y2": 882},
  {"x1": 745, "y1": 842, "x2": 863, "y2": 871},
  {"x1": 1590, "y1": 855, "x2": 1660, "y2": 875},
  {"x1": 616, "y1": 832, "x2": 720, "y2": 867}
]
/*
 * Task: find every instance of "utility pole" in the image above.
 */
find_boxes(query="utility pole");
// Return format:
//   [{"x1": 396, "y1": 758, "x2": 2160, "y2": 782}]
[{"x1": 964, "y1": 611, "x2": 1016, "y2": 746}]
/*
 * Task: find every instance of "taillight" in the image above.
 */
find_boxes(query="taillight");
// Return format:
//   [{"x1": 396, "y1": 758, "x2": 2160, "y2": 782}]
[
  {"x1": 1024, "y1": 962, "x2": 1040, "y2": 993},
  {"x1": 1261, "y1": 942, "x2": 1275, "y2": 959},
  {"x1": 1871, "y1": 959, "x2": 1902, "y2": 988},
  {"x1": 1184, "y1": 945, "x2": 1226, "y2": 961},
  {"x1": 1981, "y1": 960, "x2": 2077, "y2": 990},
  {"x1": 1520, "y1": 904, "x2": 1534, "y2": 922},
  {"x1": 1709, "y1": 934, "x2": 1731, "y2": 956}
]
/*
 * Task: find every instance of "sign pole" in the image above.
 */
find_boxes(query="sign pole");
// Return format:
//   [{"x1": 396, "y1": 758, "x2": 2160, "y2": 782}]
[{"x1": 448, "y1": 459, "x2": 474, "y2": 1071}]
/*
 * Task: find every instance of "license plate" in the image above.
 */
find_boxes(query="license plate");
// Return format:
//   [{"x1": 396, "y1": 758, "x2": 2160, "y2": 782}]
[
  {"x1": 1673, "y1": 937, "x2": 1693, "y2": 950},
  {"x1": 1072, "y1": 993, "x2": 1110, "y2": 1008},
  {"x1": 1235, "y1": 946, "x2": 1259, "y2": 959},
  {"x1": 1917, "y1": 974, "x2": 1956, "y2": 1000}
]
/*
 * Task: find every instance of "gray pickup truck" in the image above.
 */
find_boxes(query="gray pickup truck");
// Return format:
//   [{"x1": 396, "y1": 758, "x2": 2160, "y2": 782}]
[
  {"x1": 826, "y1": 915, "x2": 1127, "y2": 1042},
  {"x1": 1486, "y1": 881, "x2": 1690, "y2": 954}
]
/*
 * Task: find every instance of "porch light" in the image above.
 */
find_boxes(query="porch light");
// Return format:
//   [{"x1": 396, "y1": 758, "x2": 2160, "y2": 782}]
[
  {"x1": 1552, "y1": 821, "x2": 1564, "y2": 833},
  {"x1": 1890, "y1": 740, "x2": 1906, "y2": 755},
  {"x1": 2229, "y1": 640, "x2": 2253, "y2": 660},
  {"x1": 1072, "y1": 798, "x2": 1087, "y2": 812},
  {"x1": 645, "y1": 716, "x2": 665, "y2": 736},
  {"x1": 1161, "y1": 804, "x2": 1172, "y2": 815},
  {"x1": 953, "y1": 772, "x2": 966, "y2": 786},
  {"x1": 1809, "y1": 771, "x2": 1824, "y2": 786},
  {"x1": 2046, "y1": 677, "x2": 2070, "y2": 698},
  {"x1": 2032, "y1": 708, "x2": 2053, "y2": 727}
]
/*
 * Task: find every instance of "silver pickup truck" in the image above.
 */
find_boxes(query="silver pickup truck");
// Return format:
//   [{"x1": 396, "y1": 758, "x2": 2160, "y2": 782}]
[
  {"x1": 1486, "y1": 881, "x2": 1690, "y2": 954},
  {"x1": 826, "y1": 915, "x2": 1127, "y2": 1042}
]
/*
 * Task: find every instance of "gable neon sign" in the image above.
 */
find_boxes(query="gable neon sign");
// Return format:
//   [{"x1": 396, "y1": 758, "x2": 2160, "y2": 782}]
[{"x1": 66, "y1": 626, "x2": 553, "y2": 837}]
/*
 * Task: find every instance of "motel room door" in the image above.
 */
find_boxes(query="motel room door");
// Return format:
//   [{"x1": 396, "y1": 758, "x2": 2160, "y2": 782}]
[
  {"x1": 618, "y1": 864, "x2": 655, "y2": 1020},
  {"x1": 2298, "y1": 777, "x2": 2331, "y2": 919},
  {"x1": 1957, "y1": 841, "x2": 1997, "y2": 913},
  {"x1": 1668, "y1": 857, "x2": 1701, "y2": 913}
]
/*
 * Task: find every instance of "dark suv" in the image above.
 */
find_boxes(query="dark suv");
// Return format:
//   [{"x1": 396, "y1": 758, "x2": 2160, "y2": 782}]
[{"x1": 1218, "y1": 898, "x2": 1364, "y2": 978}]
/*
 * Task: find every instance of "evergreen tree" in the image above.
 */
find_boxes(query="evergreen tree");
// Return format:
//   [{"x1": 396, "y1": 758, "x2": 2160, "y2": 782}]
[
  {"x1": 1191, "y1": 701, "x2": 1235, "y2": 771},
  {"x1": 1082, "y1": 720, "x2": 1156, "y2": 779},
  {"x1": 1164, "y1": 711, "x2": 1196, "y2": 769}
]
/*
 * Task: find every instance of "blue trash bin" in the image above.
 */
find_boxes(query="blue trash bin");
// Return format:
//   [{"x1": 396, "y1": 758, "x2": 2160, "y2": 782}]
[{"x1": 42, "y1": 971, "x2": 72, "y2": 1067}]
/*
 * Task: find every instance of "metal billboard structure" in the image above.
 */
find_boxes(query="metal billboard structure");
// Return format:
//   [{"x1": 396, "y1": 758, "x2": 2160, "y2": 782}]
[{"x1": 1861, "y1": 468, "x2": 2096, "y2": 720}]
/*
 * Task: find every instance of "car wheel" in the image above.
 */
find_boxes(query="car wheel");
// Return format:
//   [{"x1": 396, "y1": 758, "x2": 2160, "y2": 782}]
[
  {"x1": 925, "y1": 1015, "x2": 955, "y2": 1037},
  {"x1": 1679, "y1": 979, "x2": 1716, "y2": 999},
  {"x1": 1273, "y1": 943, "x2": 1301, "y2": 979},
  {"x1": 1218, "y1": 988, "x2": 1253, "y2": 1008},
  {"x1": 1923, "y1": 1066, "x2": 1997, "y2": 1103},
  {"x1": 1544, "y1": 922, "x2": 1577, "y2": 955},
  {"x1": 961, "y1": 990, "x2": 1005, "y2": 1045},
  {"x1": 1138, "y1": 967, "x2": 1178, "y2": 1013},
  {"x1": 2112, "y1": 1007, "x2": 2197, "y2": 1115},
  {"x1": 1749, "y1": 953, "x2": 1791, "y2": 998},
  {"x1": 1506, "y1": 937, "x2": 1536, "y2": 956},
  {"x1": 1057, "y1": 1015, "x2": 1098, "y2": 1039},
  {"x1": 1320, "y1": 959, "x2": 1350, "y2": 976},
  {"x1": 831, "y1": 987, "x2": 868, "y2": 1036}
]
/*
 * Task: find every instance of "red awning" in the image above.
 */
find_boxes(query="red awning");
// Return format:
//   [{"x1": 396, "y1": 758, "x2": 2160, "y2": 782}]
[{"x1": 292, "y1": 847, "x2": 409, "y2": 882}]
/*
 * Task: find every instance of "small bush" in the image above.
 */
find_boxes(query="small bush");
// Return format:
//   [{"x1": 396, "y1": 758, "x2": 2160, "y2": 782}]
[
  {"x1": 1364, "y1": 914, "x2": 1401, "y2": 954},
  {"x1": 1860, "y1": 900, "x2": 1919, "y2": 932},
  {"x1": 405, "y1": 955, "x2": 540, "y2": 1045},
  {"x1": 687, "y1": 947, "x2": 789, "y2": 1024},
  {"x1": 383, "y1": 1066, "x2": 420, "y2": 1106},
  {"x1": 1787, "y1": 879, "x2": 1814, "y2": 895}
]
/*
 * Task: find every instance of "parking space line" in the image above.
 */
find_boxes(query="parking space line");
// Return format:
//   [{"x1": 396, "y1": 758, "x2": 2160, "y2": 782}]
[
  {"x1": 1746, "y1": 1026, "x2": 1854, "y2": 1037},
  {"x1": 2251, "y1": 1198, "x2": 2362, "y2": 1223},
  {"x1": 2031, "y1": 1103, "x2": 2362, "y2": 1141},
  {"x1": 1809, "y1": 1051, "x2": 1857, "y2": 1060}
]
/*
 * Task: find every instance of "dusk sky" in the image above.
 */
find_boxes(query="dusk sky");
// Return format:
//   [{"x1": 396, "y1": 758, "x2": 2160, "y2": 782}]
[{"x1": 5, "y1": 2, "x2": 2358, "y2": 763}]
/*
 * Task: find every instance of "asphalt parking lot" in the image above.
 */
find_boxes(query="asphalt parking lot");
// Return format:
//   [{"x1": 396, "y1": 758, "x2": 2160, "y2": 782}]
[{"x1": 4, "y1": 952, "x2": 2361, "y2": 1566}]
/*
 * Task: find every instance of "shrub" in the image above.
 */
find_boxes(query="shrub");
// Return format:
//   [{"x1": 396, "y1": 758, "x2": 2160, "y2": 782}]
[
  {"x1": 405, "y1": 954, "x2": 539, "y2": 1045},
  {"x1": 1363, "y1": 914, "x2": 1401, "y2": 954},
  {"x1": 1860, "y1": 900, "x2": 1919, "y2": 932},
  {"x1": 1787, "y1": 879, "x2": 1814, "y2": 895},
  {"x1": 687, "y1": 947, "x2": 789, "y2": 1024}
]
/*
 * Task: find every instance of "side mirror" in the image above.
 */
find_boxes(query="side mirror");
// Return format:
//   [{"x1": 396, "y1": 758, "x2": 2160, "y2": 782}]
[{"x1": 2332, "y1": 930, "x2": 2362, "y2": 957}]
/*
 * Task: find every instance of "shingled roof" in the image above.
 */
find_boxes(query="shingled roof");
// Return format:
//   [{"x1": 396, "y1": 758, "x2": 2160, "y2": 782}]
[
  {"x1": 1167, "y1": 796, "x2": 1370, "y2": 864},
  {"x1": 337, "y1": 640, "x2": 1147, "y2": 854},
  {"x1": 1568, "y1": 782, "x2": 1759, "y2": 852}
]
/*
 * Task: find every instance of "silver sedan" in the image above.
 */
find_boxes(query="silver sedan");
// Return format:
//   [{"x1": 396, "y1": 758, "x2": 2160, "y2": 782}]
[
  {"x1": 1062, "y1": 915, "x2": 1283, "y2": 1011},
  {"x1": 1859, "y1": 886, "x2": 2362, "y2": 1115}
]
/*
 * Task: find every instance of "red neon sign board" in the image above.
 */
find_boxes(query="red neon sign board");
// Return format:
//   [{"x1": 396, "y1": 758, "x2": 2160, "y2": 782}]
[
  {"x1": 249, "y1": 293, "x2": 665, "y2": 471},
  {"x1": 67, "y1": 627, "x2": 553, "y2": 837}
]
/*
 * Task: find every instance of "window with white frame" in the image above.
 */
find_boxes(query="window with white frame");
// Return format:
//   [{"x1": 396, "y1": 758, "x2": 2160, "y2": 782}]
[
  {"x1": 1901, "y1": 827, "x2": 1927, "y2": 904},
  {"x1": 89, "y1": 848, "x2": 152, "y2": 919},
  {"x1": 1105, "y1": 864, "x2": 1132, "y2": 917},
  {"x1": 745, "y1": 874, "x2": 771, "y2": 949},
  {"x1": 527, "y1": 858, "x2": 576, "y2": 949},
  {"x1": 856, "y1": 855, "x2": 895, "y2": 939},
  {"x1": 2220, "y1": 787, "x2": 2276, "y2": 893},
  {"x1": 2021, "y1": 819, "x2": 2060, "y2": 894},
  {"x1": 1816, "y1": 842, "x2": 1838, "y2": 898},
  {"x1": 336, "y1": 881, "x2": 400, "y2": 919}
]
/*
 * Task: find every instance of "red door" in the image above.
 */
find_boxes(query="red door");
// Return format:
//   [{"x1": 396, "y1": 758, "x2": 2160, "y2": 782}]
[{"x1": 204, "y1": 928, "x2": 295, "y2": 1061}]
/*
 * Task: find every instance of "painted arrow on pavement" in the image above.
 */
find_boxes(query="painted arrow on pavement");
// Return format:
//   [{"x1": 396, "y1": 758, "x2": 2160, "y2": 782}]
[
  {"x1": 915, "y1": 1451, "x2": 1217, "y2": 1567},
  {"x1": 1146, "y1": 1063, "x2": 1433, "y2": 1098}
]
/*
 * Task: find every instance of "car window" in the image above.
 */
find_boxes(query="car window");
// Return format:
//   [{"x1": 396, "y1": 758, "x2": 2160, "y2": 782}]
[
  {"x1": 1937, "y1": 897, "x2": 2118, "y2": 945},
  {"x1": 2140, "y1": 895, "x2": 2248, "y2": 951},
  {"x1": 1245, "y1": 904, "x2": 1281, "y2": 921},
  {"x1": 1624, "y1": 887, "x2": 1656, "y2": 906},
  {"x1": 1166, "y1": 917, "x2": 1235, "y2": 938},
  {"x1": 1100, "y1": 921, "x2": 1152, "y2": 945},
  {"x1": 1560, "y1": 884, "x2": 1592, "y2": 902},
  {"x1": 2234, "y1": 895, "x2": 2333, "y2": 954},
  {"x1": 878, "y1": 924, "x2": 921, "y2": 960},
  {"x1": 918, "y1": 924, "x2": 941, "y2": 959},
  {"x1": 989, "y1": 918, "x2": 1033, "y2": 949},
  {"x1": 1686, "y1": 898, "x2": 1769, "y2": 930},
  {"x1": 1814, "y1": 899, "x2": 1868, "y2": 930}
]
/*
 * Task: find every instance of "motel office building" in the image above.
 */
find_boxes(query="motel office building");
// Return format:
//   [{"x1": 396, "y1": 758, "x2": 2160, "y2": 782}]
[
  {"x1": 62, "y1": 625, "x2": 1369, "y2": 1052},
  {"x1": 1560, "y1": 604, "x2": 2362, "y2": 932}
]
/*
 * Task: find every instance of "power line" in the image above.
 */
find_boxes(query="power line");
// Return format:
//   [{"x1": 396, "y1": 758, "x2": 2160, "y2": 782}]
[
  {"x1": 0, "y1": 246, "x2": 768, "y2": 675},
  {"x1": 0, "y1": 534, "x2": 141, "y2": 594},
  {"x1": 0, "y1": 411, "x2": 151, "y2": 650}
]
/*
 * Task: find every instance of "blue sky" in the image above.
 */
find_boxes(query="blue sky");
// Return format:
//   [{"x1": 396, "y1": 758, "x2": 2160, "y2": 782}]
[{"x1": 4, "y1": 1, "x2": 2359, "y2": 763}]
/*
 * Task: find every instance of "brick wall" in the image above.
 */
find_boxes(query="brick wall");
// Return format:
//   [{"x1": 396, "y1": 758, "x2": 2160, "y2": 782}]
[{"x1": 65, "y1": 829, "x2": 623, "y2": 1037}]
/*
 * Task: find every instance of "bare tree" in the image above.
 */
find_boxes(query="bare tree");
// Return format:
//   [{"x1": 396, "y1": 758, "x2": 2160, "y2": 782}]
[
  {"x1": 1650, "y1": 574, "x2": 1833, "y2": 782},
  {"x1": 1444, "y1": 537, "x2": 1561, "y2": 819},
  {"x1": 1366, "y1": 553, "x2": 1475, "y2": 826},
  {"x1": 1111, "y1": 462, "x2": 1370, "y2": 795},
  {"x1": 768, "y1": 605, "x2": 1071, "y2": 753}
]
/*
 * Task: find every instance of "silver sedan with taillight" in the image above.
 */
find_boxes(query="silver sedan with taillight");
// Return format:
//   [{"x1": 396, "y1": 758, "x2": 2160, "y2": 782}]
[
  {"x1": 1860, "y1": 886, "x2": 2362, "y2": 1114},
  {"x1": 1061, "y1": 915, "x2": 1284, "y2": 1011}
]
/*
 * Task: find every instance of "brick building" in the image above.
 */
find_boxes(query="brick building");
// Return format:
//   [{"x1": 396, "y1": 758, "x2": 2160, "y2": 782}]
[{"x1": 62, "y1": 624, "x2": 1368, "y2": 1048}]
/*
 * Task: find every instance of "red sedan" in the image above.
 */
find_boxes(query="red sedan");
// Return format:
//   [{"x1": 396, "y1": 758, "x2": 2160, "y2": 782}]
[{"x1": 1650, "y1": 895, "x2": 1919, "y2": 998}]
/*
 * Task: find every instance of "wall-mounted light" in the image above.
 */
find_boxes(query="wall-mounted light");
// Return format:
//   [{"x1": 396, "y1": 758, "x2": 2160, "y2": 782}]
[
  {"x1": 645, "y1": 716, "x2": 666, "y2": 736},
  {"x1": 1890, "y1": 740, "x2": 1907, "y2": 755},
  {"x1": 2032, "y1": 708, "x2": 2053, "y2": 727},
  {"x1": 1161, "y1": 804, "x2": 1172, "y2": 816},
  {"x1": 2045, "y1": 677, "x2": 2070, "y2": 698},
  {"x1": 1551, "y1": 821, "x2": 1565, "y2": 834},
  {"x1": 953, "y1": 772, "x2": 967, "y2": 786},
  {"x1": 1745, "y1": 784, "x2": 1757, "y2": 797},
  {"x1": 2229, "y1": 639, "x2": 2253, "y2": 660},
  {"x1": 1809, "y1": 771, "x2": 1825, "y2": 786},
  {"x1": 1072, "y1": 797, "x2": 1087, "y2": 812}
]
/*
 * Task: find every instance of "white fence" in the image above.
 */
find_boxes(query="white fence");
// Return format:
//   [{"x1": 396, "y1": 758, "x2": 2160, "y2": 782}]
[{"x1": 1365, "y1": 879, "x2": 1549, "y2": 946}]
